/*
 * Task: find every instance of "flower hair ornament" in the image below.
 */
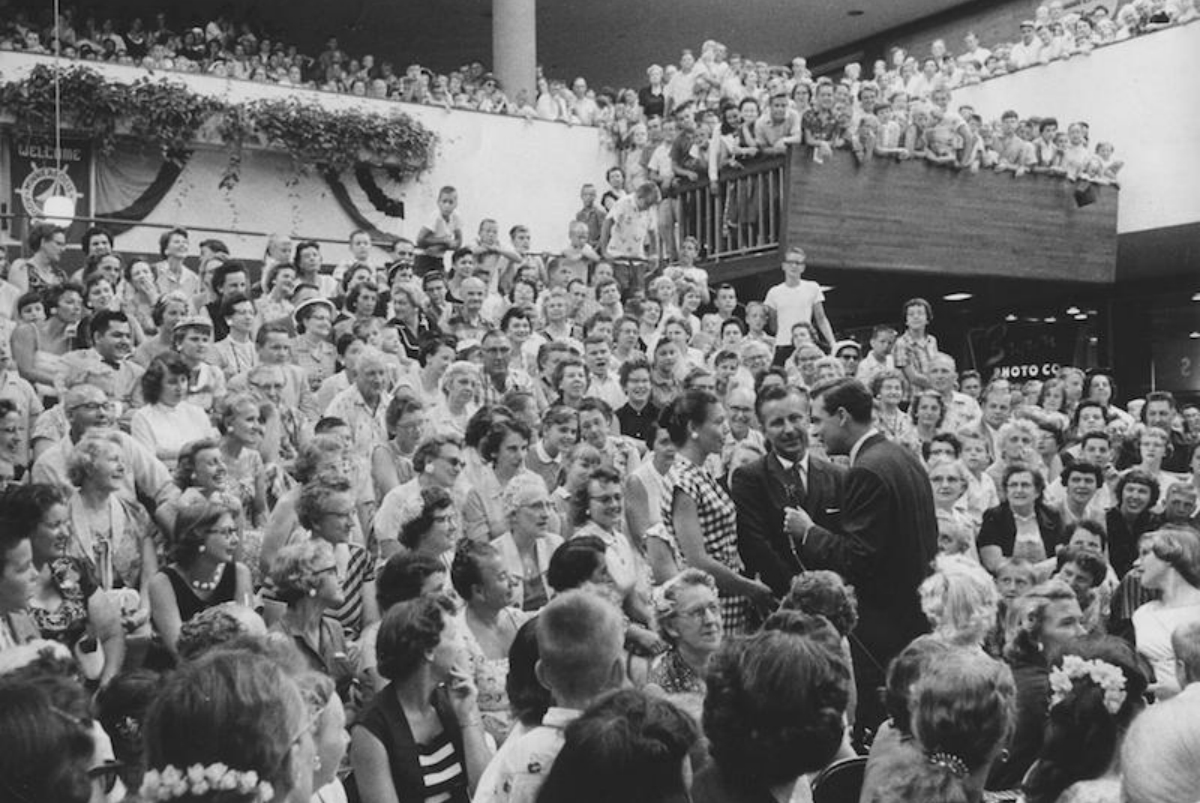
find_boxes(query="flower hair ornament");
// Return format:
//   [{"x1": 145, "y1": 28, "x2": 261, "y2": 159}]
[
  {"x1": 927, "y1": 751, "x2": 969, "y2": 778},
  {"x1": 140, "y1": 764, "x2": 274, "y2": 802},
  {"x1": 1049, "y1": 654, "x2": 1128, "y2": 715}
]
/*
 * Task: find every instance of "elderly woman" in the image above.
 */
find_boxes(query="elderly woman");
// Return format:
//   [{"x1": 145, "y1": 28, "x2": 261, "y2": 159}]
[
  {"x1": 986, "y1": 418, "x2": 1043, "y2": 489},
  {"x1": 131, "y1": 352, "x2": 219, "y2": 469},
  {"x1": 9, "y1": 483, "x2": 125, "y2": 685},
  {"x1": 691, "y1": 619, "x2": 851, "y2": 803},
  {"x1": 64, "y1": 431, "x2": 157, "y2": 628},
  {"x1": 350, "y1": 594, "x2": 492, "y2": 803},
  {"x1": 453, "y1": 540, "x2": 532, "y2": 745},
  {"x1": 428, "y1": 359, "x2": 481, "y2": 436},
  {"x1": 662, "y1": 389, "x2": 774, "y2": 634},
  {"x1": 571, "y1": 465, "x2": 655, "y2": 628},
  {"x1": 296, "y1": 474, "x2": 379, "y2": 641},
  {"x1": 12, "y1": 282, "x2": 84, "y2": 402},
  {"x1": 1131, "y1": 527, "x2": 1200, "y2": 700},
  {"x1": 269, "y1": 539, "x2": 357, "y2": 705},
  {"x1": 978, "y1": 463, "x2": 1066, "y2": 574},
  {"x1": 147, "y1": 498, "x2": 253, "y2": 655},
  {"x1": 374, "y1": 433, "x2": 466, "y2": 557},
  {"x1": 646, "y1": 568, "x2": 722, "y2": 721},
  {"x1": 493, "y1": 472, "x2": 564, "y2": 612},
  {"x1": 928, "y1": 455, "x2": 980, "y2": 556},
  {"x1": 372, "y1": 395, "x2": 426, "y2": 501},
  {"x1": 9, "y1": 222, "x2": 66, "y2": 293},
  {"x1": 463, "y1": 418, "x2": 541, "y2": 543}
]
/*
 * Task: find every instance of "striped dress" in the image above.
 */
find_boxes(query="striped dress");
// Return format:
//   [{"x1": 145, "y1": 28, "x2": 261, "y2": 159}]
[
  {"x1": 418, "y1": 730, "x2": 468, "y2": 803},
  {"x1": 330, "y1": 542, "x2": 376, "y2": 641},
  {"x1": 662, "y1": 455, "x2": 752, "y2": 635}
]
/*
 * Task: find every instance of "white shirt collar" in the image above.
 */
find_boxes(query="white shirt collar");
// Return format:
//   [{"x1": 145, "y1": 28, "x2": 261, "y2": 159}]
[
  {"x1": 849, "y1": 428, "x2": 880, "y2": 466},
  {"x1": 535, "y1": 441, "x2": 560, "y2": 464}
]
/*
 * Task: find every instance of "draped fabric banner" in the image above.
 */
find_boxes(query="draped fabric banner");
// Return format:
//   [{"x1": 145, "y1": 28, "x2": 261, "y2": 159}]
[
  {"x1": 322, "y1": 169, "x2": 399, "y2": 244},
  {"x1": 94, "y1": 144, "x2": 189, "y2": 235},
  {"x1": 355, "y1": 165, "x2": 406, "y2": 219}
]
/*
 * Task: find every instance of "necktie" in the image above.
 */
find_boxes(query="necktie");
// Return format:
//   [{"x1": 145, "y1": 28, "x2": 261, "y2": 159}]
[{"x1": 792, "y1": 463, "x2": 806, "y2": 504}]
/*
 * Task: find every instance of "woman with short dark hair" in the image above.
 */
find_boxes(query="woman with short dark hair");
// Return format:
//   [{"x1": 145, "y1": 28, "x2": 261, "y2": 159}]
[
  {"x1": 131, "y1": 352, "x2": 219, "y2": 469},
  {"x1": 146, "y1": 499, "x2": 253, "y2": 655},
  {"x1": 351, "y1": 594, "x2": 492, "y2": 803},
  {"x1": 692, "y1": 623, "x2": 851, "y2": 802},
  {"x1": 661, "y1": 389, "x2": 774, "y2": 634},
  {"x1": 978, "y1": 463, "x2": 1065, "y2": 574},
  {"x1": 536, "y1": 688, "x2": 700, "y2": 803}
]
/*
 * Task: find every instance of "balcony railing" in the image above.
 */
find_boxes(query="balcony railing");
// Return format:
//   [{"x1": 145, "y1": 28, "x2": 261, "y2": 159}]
[{"x1": 674, "y1": 154, "x2": 788, "y2": 261}]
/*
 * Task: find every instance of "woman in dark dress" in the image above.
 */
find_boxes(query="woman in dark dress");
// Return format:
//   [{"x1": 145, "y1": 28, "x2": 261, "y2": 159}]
[
  {"x1": 350, "y1": 593, "x2": 492, "y2": 803},
  {"x1": 147, "y1": 498, "x2": 253, "y2": 656}
]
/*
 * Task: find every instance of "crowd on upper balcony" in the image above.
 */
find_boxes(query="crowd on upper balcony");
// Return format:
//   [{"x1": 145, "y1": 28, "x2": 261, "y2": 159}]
[{"x1": 0, "y1": 0, "x2": 1194, "y2": 133}]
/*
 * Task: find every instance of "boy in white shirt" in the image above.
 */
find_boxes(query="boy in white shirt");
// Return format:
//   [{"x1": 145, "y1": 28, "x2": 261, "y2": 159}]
[{"x1": 763, "y1": 246, "x2": 835, "y2": 364}]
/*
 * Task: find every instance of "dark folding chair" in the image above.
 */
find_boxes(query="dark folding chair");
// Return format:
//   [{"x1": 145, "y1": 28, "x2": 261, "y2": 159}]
[{"x1": 810, "y1": 755, "x2": 868, "y2": 803}]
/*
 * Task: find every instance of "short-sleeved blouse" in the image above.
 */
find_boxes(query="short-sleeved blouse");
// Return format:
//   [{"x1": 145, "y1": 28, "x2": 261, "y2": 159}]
[{"x1": 662, "y1": 455, "x2": 752, "y2": 635}]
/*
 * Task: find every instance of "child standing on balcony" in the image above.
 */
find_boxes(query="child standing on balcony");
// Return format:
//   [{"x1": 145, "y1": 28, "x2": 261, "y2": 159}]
[
  {"x1": 763, "y1": 247, "x2": 835, "y2": 365},
  {"x1": 416, "y1": 186, "x2": 463, "y2": 276}
]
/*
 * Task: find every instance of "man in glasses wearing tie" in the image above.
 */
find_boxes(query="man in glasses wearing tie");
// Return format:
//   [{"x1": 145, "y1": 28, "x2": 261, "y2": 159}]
[{"x1": 730, "y1": 383, "x2": 845, "y2": 597}]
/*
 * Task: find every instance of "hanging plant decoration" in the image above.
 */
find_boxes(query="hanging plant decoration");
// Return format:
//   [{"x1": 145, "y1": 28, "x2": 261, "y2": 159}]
[{"x1": 1, "y1": 64, "x2": 438, "y2": 189}]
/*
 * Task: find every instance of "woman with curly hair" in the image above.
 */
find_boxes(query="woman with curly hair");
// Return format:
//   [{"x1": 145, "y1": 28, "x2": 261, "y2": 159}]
[
  {"x1": 536, "y1": 688, "x2": 700, "y2": 803},
  {"x1": 351, "y1": 594, "x2": 492, "y2": 803},
  {"x1": 1131, "y1": 527, "x2": 1200, "y2": 700},
  {"x1": 1023, "y1": 636, "x2": 1147, "y2": 803},
  {"x1": 868, "y1": 650, "x2": 1016, "y2": 803},
  {"x1": 919, "y1": 553, "x2": 999, "y2": 650},
  {"x1": 645, "y1": 568, "x2": 723, "y2": 721},
  {"x1": 269, "y1": 539, "x2": 357, "y2": 707},
  {"x1": 141, "y1": 648, "x2": 318, "y2": 803},
  {"x1": 987, "y1": 579, "x2": 1086, "y2": 792},
  {"x1": 692, "y1": 622, "x2": 851, "y2": 803},
  {"x1": 147, "y1": 498, "x2": 253, "y2": 656}
]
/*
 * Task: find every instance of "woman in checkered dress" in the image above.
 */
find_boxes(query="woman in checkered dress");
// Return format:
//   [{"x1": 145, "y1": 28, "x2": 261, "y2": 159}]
[{"x1": 662, "y1": 389, "x2": 775, "y2": 635}]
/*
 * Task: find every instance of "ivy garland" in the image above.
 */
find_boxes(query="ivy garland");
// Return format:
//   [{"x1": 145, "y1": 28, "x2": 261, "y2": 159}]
[{"x1": 1, "y1": 64, "x2": 438, "y2": 187}]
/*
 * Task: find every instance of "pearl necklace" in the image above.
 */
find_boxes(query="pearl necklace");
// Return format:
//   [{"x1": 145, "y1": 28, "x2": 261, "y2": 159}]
[{"x1": 189, "y1": 565, "x2": 224, "y2": 592}]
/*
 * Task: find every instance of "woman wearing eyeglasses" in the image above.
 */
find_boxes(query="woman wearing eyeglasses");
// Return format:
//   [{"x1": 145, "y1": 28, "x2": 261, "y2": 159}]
[
  {"x1": 492, "y1": 473, "x2": 564, "y2": 613},
  {"x1": 147, "y1": 498, "x2": 253, "y2": 656},
  {"x1": 646, "y1": 568, "x2": 723, "y2": 722},
  {"x1": 269, "y1": 540, "x2": 357, "y2": 709}
]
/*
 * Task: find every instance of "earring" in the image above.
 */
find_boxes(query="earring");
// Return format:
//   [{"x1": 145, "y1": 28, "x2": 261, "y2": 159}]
[
  {"x1": 308, "y1": 588, "x2": 317, "y2": 598},
  {"x1": 312, "y1": 754, "x2": 322, "y2": 771},
  {"x1": 198, "y1": 545, "x2": 206, "y2": 553}
]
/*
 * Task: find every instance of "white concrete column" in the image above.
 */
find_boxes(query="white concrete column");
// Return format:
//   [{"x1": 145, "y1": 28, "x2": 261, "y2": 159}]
[{"x1": 493, "y1": 0, "x2": 536, "y2": 109}]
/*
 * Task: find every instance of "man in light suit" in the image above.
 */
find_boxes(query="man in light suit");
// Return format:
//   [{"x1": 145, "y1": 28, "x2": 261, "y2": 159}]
[
  {"x1": 732, "y1": 384, "x2": 845, "y2": 596},
  {"x1": 794, "y1": 377, "x2": 938, "y2": 735}
]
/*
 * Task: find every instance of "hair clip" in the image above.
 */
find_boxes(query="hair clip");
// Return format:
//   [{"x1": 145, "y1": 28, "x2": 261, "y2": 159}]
[{"x1": 927, "y1": 751, "x2": 969, "y2": 778}]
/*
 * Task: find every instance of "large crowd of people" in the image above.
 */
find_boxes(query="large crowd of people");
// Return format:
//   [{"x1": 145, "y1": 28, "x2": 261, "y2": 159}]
[
  {"x1": 0, "y1": 3, "x2": 1198, "y2": 802},
  {"x1": 8, "y1": 3, "x2": 1199, "y2": 194},
  {"x1": 0, "y1": 203, "x2": 1197, "y2": 803}
]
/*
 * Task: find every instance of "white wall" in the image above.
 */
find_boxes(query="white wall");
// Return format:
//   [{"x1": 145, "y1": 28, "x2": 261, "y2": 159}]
[
  {"x1": 0, "y1": 53, "x2": 615, "y2": 260},
  {"x1": 952, "y1": 21, "x2": 1200, "y2": 235}
]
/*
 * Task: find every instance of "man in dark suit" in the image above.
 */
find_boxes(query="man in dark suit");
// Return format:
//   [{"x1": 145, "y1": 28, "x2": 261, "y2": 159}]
[
  {"x1": 731, "y1": 384, "x2": 845, "y2": 596},
  {"x1": 794, "y1": 377, "x2": 938, "y2": 735}
]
